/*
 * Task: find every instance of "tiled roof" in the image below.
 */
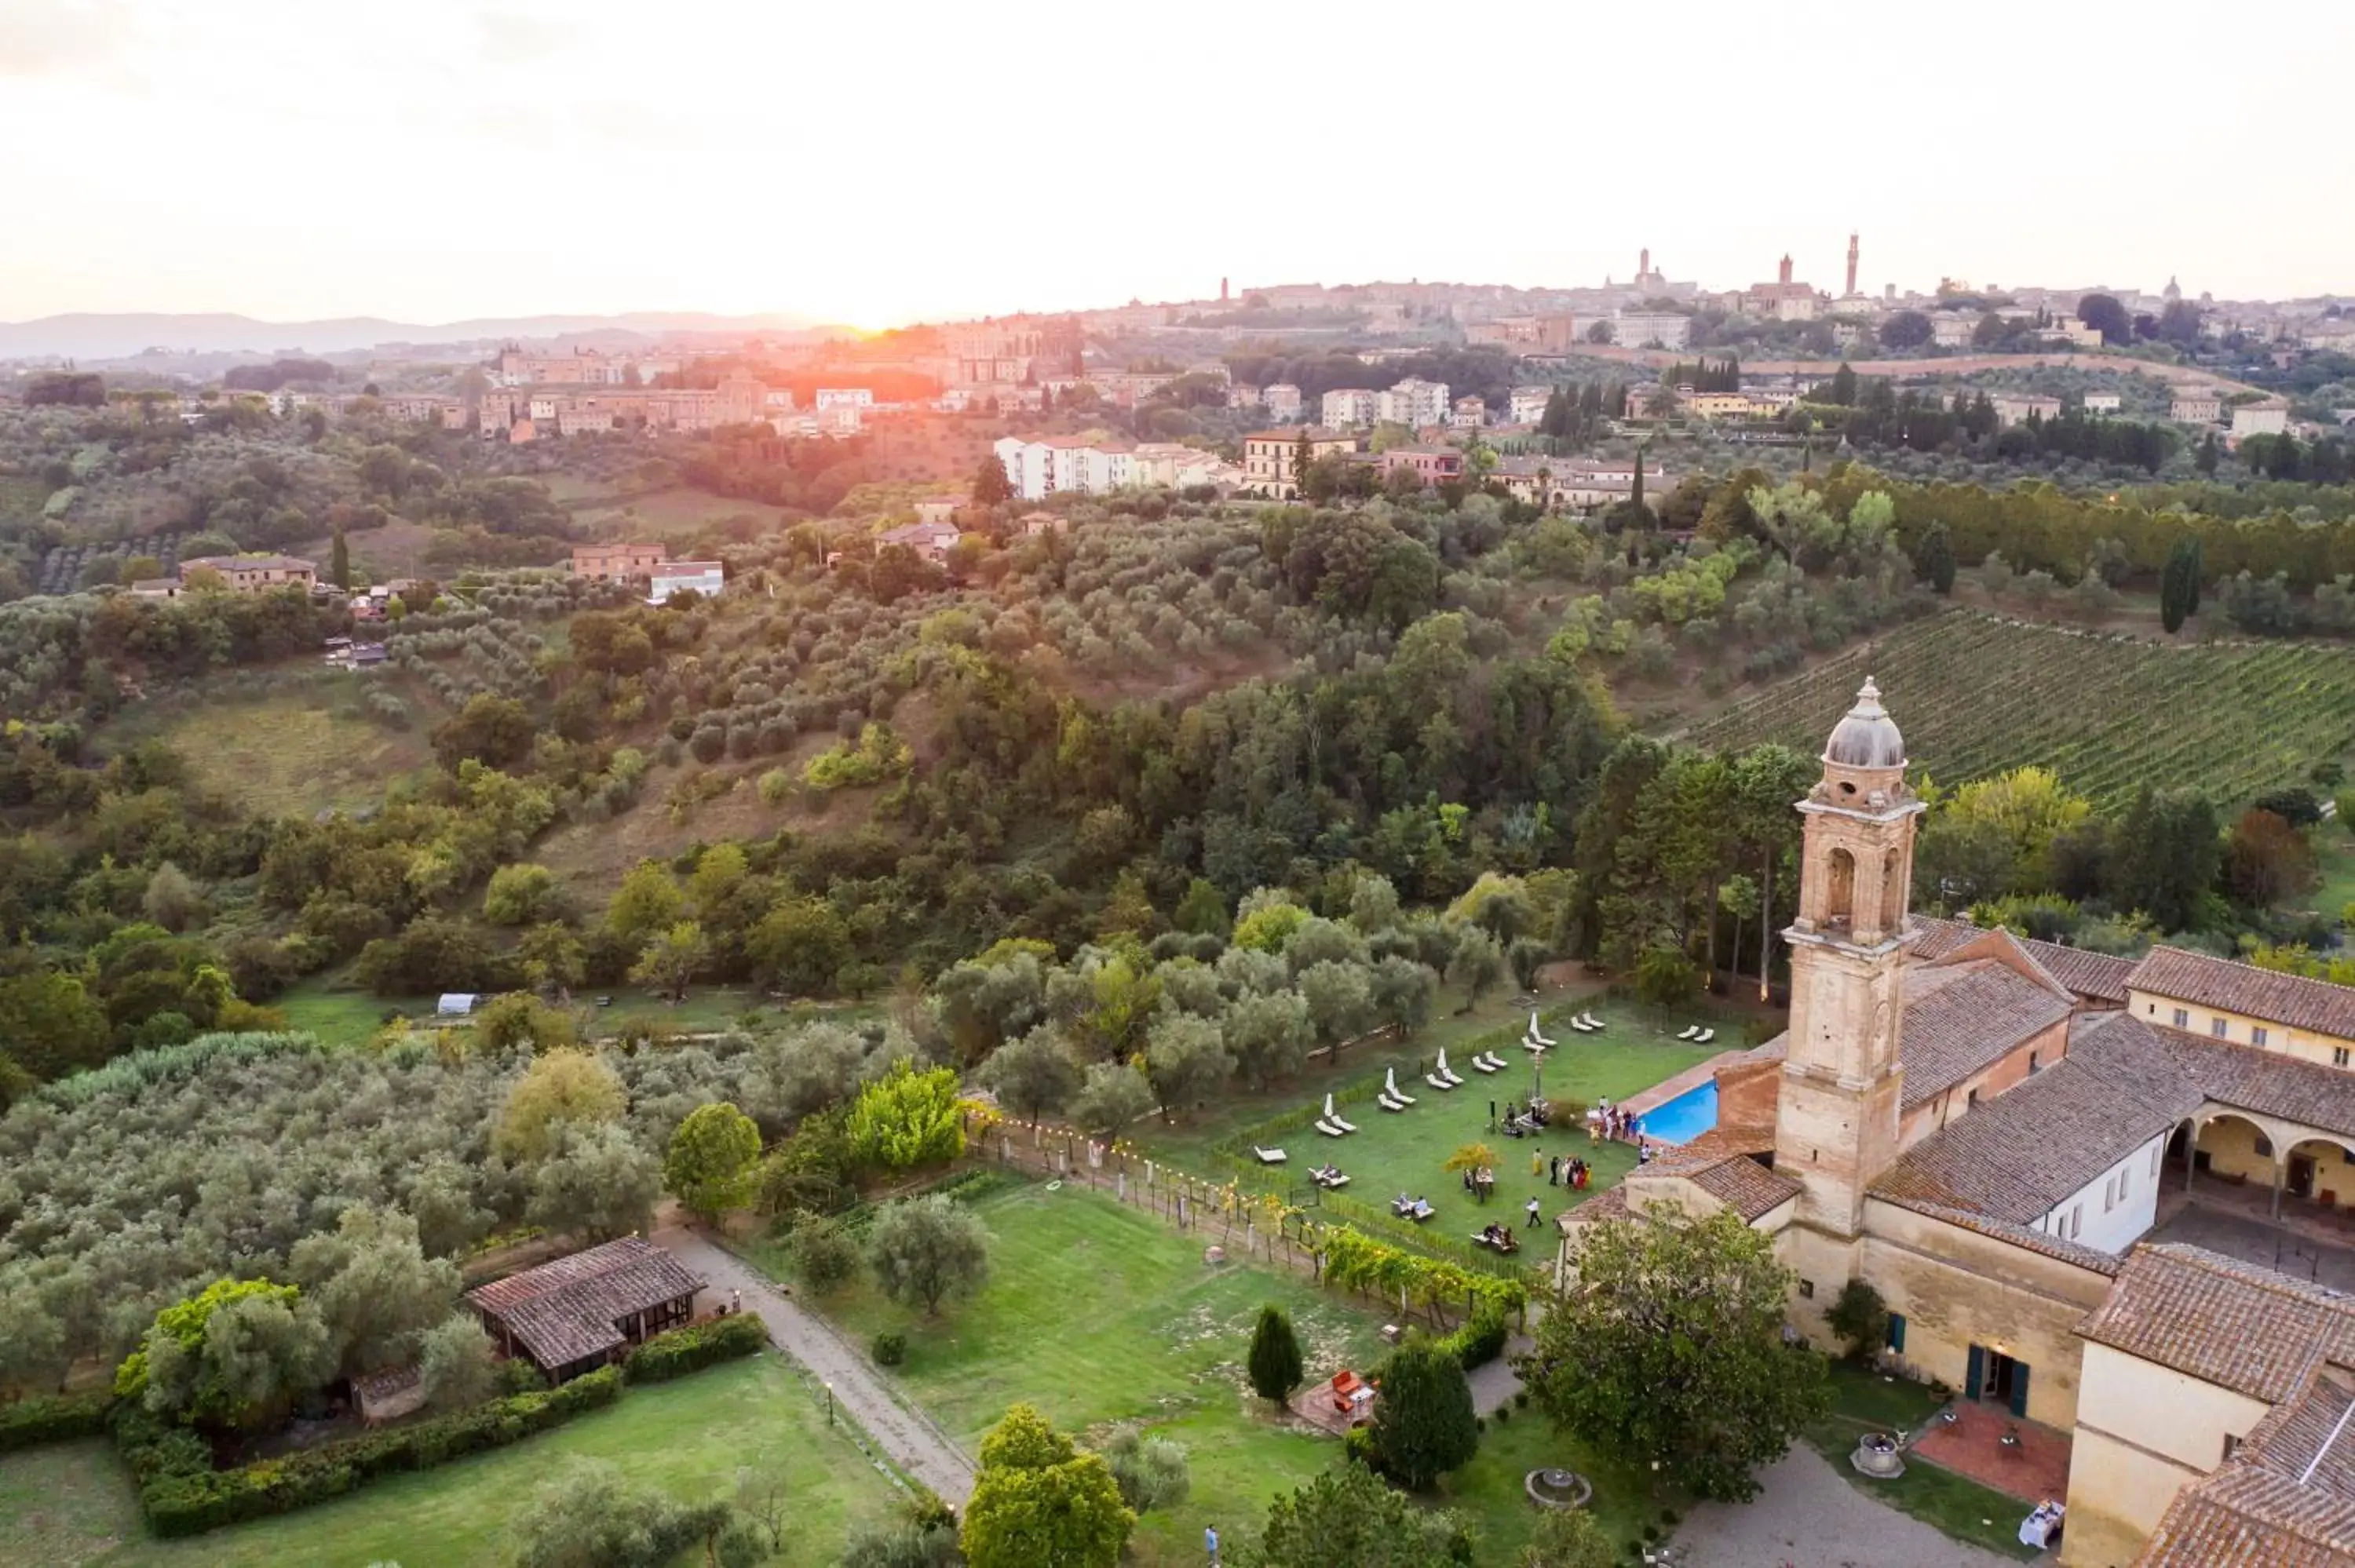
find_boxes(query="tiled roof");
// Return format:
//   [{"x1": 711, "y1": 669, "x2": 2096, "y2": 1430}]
[
  {"x1": 1875, "y1": 1016, "x2": 2203, "y2": 1223},
  {"x1": 181, "y1": 553, "x2": 315, "y2": 573},
  {"x1": 467, "y1": 1237, "x2": 702, "y2": 1369},
  {"x1": 1908, "y1": 916, "x2": 2137, "y2": 1002},
  {"x1": 2128, "y1": 946, "x2": 2355, "y2": 1041},
  {"x1": 1897, "y1": 960, "x2": 2075, "y2": 1111},
  {"x1": 2079, "y1": 1244, "x2": 2355, "y2": 1402},
  {"x1": 1872, "y1": 1194, "x2": 2123, "y2": 1274},
  {"x1": 2153, "y1": 1024, "x2": 2355, "y2": 1141},
  {"x1": 1685, "y1": 1154, "x2": 1803, "y2": 1220},
  {"x1": 1557, "y1": 1186, "x2": 1631, "y2": 1231},
  {"x1": 2135, "y1": 1367, "x2": 2355, "y2": 1566}
]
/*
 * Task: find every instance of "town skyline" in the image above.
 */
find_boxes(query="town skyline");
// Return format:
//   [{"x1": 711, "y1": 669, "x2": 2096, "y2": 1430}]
[{"x1": 6, "y1": 0, "x2": 2353, "y2": 326}]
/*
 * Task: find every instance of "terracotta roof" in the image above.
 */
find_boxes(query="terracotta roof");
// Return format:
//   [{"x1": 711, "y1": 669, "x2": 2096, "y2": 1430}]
[
  {"x1": 2129, "y1": 946, "x2": 2355, "y2": 1041},
  {"x1": 1871, "y1": 1194, "x2": 2124, "y2": 1274},
  {"x1": 467, "y1": 1237, "x2": 702, "y2": 1369},
  {"x1": 1875, "y1": 1016, "x2": 2203, "y2": 1224},
  {"x1": 1897, "y1": 960, "x2": 2075, "y2": 1111},
  {"x1": 181, "y1": 553, "x2": 315, "y2": 573},
  {"x1": 1908, "y1": 916, "x2": 2137, "y2": 1002},
  {"x1": 2080, "y1": 1244, "x2": 2355, "y2": 1402},
  {"x1": 2152, "y1": 1023, "x2": 2355, "y2": 1141},
  {"x1": 1557, "y1": 1186, "x2": 1632, "y2": 1231},
  {"x1": 1684, "y1": 1154, "x2": 1802, "y2": 1220},
  {"x1": 2135, "y1": 1367, "x2": 2355, "y2": 1566}
]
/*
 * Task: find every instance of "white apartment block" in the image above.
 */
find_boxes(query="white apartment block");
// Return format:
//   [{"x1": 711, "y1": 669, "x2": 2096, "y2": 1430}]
[
  {"x1": 2231, "y1": 400, "x2": 2290, "y2": 440},
  {"x1": 1508, "y1": 386, "x2": 1554, "y2": 425},
  {"x1": 1931, "y1": 313, "x2": 1976, "y2": 349},
  {"x1": 1263, "y1": 383, "x2": 1304, "y2": 419},
  {"x1": 992, "y1": 435, "x2": 1137, "y2": 500},
  {"x1": 815, "y1": 388, "x2": 874, "y2": 410},
  {"x1": 1320, "y1": 388, "x2": 1381, "y2": 428},
  {"x1": 1375, "y1": 377, "x2": 1450, "y2": 428},
  {"x1": 1612, "y1": 312, "x2": 1689, "y2": 350}
]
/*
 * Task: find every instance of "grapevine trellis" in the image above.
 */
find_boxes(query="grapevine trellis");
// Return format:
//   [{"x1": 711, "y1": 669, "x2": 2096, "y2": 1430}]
[{"x1": 1684, "y1": 610, "x2": 2355, "y2": 808}]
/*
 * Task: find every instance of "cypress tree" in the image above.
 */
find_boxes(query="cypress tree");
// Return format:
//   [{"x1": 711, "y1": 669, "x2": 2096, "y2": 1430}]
[
  {"x1": 329, "y1": 527, "x2": 350, "y2": 591},
  {"x1": 1246, "y1": 1304, "x2": 1304, "y2": 1405},
  {"x1": 1917, "y1": 523, "x2": 1956, "y2": 594},
  {"x1": 1368, "y1": 1336, "x2": 1479, "y2": 1490}
]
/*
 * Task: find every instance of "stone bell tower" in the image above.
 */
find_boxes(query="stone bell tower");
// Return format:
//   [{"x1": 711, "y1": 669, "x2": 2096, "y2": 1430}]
[{"x1": 1773, "y1": 678, "x2": 1924, "y2": 1245}]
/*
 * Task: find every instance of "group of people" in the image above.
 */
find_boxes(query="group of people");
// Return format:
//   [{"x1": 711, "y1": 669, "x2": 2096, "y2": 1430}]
[
  {"x1": 1544, "y1": 1154, "x2": 1594, "y2": 1190},
  {"x1": 1459, "y1": 1165, "x2": 1497, "y2": 1201},
  {"x1": 1474, "y1": 1220, "x2": 1521, "y2": 1253},
  {"x1": 1495, "y1": 1096, "x2": 1554, "y2": 1138},
  {"x1": 1588, "y1": 1099, "x2": 1641, "y2": 1143}
]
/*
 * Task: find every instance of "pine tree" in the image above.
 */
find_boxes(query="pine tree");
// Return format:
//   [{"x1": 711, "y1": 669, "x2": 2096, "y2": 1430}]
[{"x1": 1246, "y1": 1304, "x2": 1303, "y2": 1405}]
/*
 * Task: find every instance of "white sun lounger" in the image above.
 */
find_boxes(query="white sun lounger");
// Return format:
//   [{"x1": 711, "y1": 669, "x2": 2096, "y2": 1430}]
[
  {"x1": 1324, "y1": 1094, "x2": 1358, "y2": 1134},
  {"x1": 1569, "y1": 1018, "x2": 1598, "y2": 1033},
  {"x1": 1436, "y1": 1050, "x2": 1465, "y2": 1086},
  {"x1": 1254, "y1": 1145, "x2": 1287, "y2": 1164},
  {"x1": 1528, "y1": 1011, "x2": 1557, "y2": 1047},
  {"x1": 1316, "y1": 1118, "x2": 1345, "y2": 1136},
  {"x1": 1425, "y1": 1070, "x2": 1454, "y2": 1091},
  {"x1": 1385, "y1": 1070, "x2": 1416, "y2": 1106},
  {"x1": 1577, "y1": 1012, "x2": 1604, "y2": 1030},
  {"x1": 1378, "y1": 1091, "x2": 1407, "y2": 1112},
  {"x1": 1694, "y1": 1027, "x2": 1716, "y2": 1045},
  {"x1": 1473, "y1": 1053, "x2": 1501, "y2": 1073},
  {"x1": 1676, "y1": 1025, "x2": 1700, "y2": 1041}
]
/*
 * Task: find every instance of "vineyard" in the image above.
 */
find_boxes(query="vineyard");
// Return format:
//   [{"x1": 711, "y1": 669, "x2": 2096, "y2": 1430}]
[{"x1": 1681, "y1": 611, "x2": 2355, "y2": 807}]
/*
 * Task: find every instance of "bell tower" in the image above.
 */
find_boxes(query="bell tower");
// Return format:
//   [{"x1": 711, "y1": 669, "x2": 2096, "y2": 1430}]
[{"x1": 1773, "y1": 678, "x2": 1924, "y2": 1243}]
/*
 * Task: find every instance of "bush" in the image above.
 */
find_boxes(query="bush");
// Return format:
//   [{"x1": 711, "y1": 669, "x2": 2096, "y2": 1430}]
[
  {"x1": 873, "y1": 1331, "x2": 907, "y2": 1366},
  {"x1": 1825, "y1": 1278, "x2": 1889, "y2": 1364},
  {"x1": 1440, "y1": 1303, "x2": 1509, "y2": 1371},
  {"x1": 132, "y1": 1365, "x2": 625, "y2": 1536},
  {"x1": 0, "y1": 1390, "x2": 114, "y2": 1452},
  {"x1": 621, "y1": 1313, "x2": 766, "y2": 1384}
]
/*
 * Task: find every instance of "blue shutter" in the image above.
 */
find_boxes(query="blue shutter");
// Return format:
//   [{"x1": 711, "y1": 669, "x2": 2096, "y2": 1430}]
[
  {"x1": 2009, "y1": 1362, "x2": 2032, "y2": 1418},
  {"x1": 1886, "y1": 1312, "x2": 1907, "y2": 1353},
  {"x1": 1966, "y1": 1344, "x2": 1984, "y2": 1401}
]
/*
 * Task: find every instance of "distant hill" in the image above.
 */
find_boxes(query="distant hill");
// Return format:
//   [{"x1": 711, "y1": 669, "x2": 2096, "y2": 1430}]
[{"x1": 0, "y1": 312, "x2": 846, "y2": 363}]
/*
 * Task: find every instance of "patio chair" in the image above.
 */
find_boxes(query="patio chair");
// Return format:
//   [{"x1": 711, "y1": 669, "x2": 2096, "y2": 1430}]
[
  {"x1": 1254, "y1": 1145, "x2": 1287, "y2": 1165},
  {"x1": 1324, "y1": 1094, "x2": 1357, "y2": 1134}
]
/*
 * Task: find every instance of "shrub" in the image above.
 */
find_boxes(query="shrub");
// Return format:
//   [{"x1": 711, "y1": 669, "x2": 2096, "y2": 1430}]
[
  {"x1": 1825, "y1": 1278, "x2": 1889, "y2": 1363},
  {"x1": 0, "y1": 1390, "x2": 114, "y2": 1453},
  {"x1": 621, "y1": 1313, "x2": 766, "y2": 1384},
  {"x1": 873, "y1": 1331, "x2": 907, "y2": 1367},
  {"x1": 1440, "y1": 1303, "x2": 1509, "y2": 1371}
]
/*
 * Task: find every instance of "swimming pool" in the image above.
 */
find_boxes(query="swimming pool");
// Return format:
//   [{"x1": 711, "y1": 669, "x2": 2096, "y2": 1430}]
[{"x1": 1635, "y1": 1079, "x2": 1718, "y2": 1146}]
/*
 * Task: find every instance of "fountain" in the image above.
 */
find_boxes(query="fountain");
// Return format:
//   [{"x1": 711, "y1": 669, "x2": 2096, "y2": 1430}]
[
  {"x1": 1524, "y1": 1468, "x2": 1594, "y2": 1510},
  {"x1": 1850, "y1": 1431, "x2": 1905, "y2": 1479}
]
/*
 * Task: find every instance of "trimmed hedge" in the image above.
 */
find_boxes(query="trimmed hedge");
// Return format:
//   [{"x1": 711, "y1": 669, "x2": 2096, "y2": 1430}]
[
  {"x1": 622, "y1": 1312, "x2": 767, "y2": 1384},
  {"x1": 126, "y1": 1365, "x2": 624, "y2": 1538},
  {"x1": 0, "y1": 1390, "x2": 115, "y2": 1453},
  {"x1": 1440, "y1": 1304, "x2": 1510, "y2": 1371}
]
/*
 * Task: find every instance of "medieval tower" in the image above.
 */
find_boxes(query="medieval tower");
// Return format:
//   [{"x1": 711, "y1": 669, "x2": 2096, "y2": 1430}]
[{"x1": 1773, "y1": 680, "x2": 1925, "y2": 1306}]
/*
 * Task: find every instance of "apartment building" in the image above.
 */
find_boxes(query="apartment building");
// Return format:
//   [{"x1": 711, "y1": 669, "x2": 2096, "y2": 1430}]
[
  {"x1": 1375, "y1": 377, "x2": 1450, "y2": 428},
  {"x1": 1612, "y1": 311, "x2": 1690, "y2": 350},
  {"x1": 1320, "y1": 388, "x2": 1381, "y2": 428},
  {"x1": 1240, "y1": 428, "x2": 1359, "y2": 499},
  {"x1": 571, "y1": 543, "x2": 668, "y2": 582},
  {"x1": 1263, "y1": 383, "x2": 1304, "y2": 420}
]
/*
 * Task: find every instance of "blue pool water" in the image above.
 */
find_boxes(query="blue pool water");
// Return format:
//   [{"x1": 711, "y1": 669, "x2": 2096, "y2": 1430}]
[{"x1": 1635, "y1": 1080, "x2": 1718, "y2": 1146}]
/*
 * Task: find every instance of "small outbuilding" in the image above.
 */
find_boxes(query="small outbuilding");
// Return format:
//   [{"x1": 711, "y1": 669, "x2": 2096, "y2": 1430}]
[
  {"x1": 466, "y1": 1236, "x2": 704, "y2": 1383},
  {"x1": 436, "y1": 993, "x2": 477, "y2": 1016}
]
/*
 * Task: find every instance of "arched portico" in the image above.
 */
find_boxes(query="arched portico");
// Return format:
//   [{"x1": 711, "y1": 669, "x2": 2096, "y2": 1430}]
[{"x1": 2175, "y1": 1109, "x2": 2355, "y2": 1220}]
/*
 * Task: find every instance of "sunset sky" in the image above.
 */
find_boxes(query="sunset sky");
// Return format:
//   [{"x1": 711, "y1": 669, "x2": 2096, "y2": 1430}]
[{"x1": 5, "y1": 0, "x2": 2351, "y2": 328}]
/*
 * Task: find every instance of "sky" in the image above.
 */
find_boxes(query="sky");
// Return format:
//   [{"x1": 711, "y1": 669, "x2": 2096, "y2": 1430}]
[{"x1": 5, "y1": 0, "x2": 2353, "y2": 330}]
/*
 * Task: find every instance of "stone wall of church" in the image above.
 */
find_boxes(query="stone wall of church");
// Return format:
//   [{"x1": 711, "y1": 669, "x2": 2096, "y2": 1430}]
[
  {"x1": 1714, "y1": 1052, "x2": 1782, "y2": 1131},
  {"x1": 1849, "y1": 1199, "x2": 2114, "y2": 1430},
  {"x1": 2060, "y1": 1340, "x2": 2268, "y2": 1567}
]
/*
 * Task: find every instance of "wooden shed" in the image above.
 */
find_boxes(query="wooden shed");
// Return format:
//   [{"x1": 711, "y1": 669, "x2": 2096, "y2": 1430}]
[{"x1": 465, "y1": 1236, "x2": 703, "y2": 1383}]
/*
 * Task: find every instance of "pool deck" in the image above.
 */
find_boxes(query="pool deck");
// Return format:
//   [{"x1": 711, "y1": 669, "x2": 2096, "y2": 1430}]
[{"x1": 1617, "y1": 1049, "x2": 1743, "y2": 1120}]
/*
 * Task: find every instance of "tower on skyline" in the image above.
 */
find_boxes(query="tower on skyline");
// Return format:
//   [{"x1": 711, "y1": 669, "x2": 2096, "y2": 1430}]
[
  {"x1": 1778, "y1": 253, "x2": 1794, "y2": 286},
  {"x1": 1846, "y1": 233, "x2": 1859, "y2": 297}
]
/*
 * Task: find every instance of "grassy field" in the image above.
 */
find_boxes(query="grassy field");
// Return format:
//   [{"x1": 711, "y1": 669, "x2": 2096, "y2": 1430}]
[
  {"x1": 1208, "y1": 1008, "x2": 1722, "y2": 1249},
  {"x1": 1798, "y1": 1364, "x2": 2041, "y2": 1563},
  {"x1": 118, "y1": 676, "x2": 438, "y2": 819},
  {"x1": 568, "y1": 486, "x2": 795, "y2": 543},
  {"x1": 0, "y1": 1357, "x2": 905, "y2": 1568},
  {"x1": 1682, "y1": 608, "x2": 2355, "y2": 807},
  {"x1": 2309, "y1": 828, "x2": 2355, "y2": 924},
  {"x1": 270, "y1": 974, "x2": 870, "y2": 1047}
]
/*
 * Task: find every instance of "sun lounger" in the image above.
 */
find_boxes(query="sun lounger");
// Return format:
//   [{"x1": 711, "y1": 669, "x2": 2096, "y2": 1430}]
[
  {"x1": 1694, "y1": 1027, "x2": 1716, "y2": 1045},
  {"x1": 1436, "y1": 1050, "x2": 1465, "y2": 1086},
  {"x1": 1676, "y1": 1025, "x2": 1699, "y2": 1041},
  {"x1": 1577, "y1": 1012, "x2": 1604, "y2": 1030},
  {"x1": 1425, "y1": 1070, "x2": 1453, "y2": 1092},
  {"x1": 1378, "y1": 1092, "x2": 1406, "y2": 1111},
  {"x1": 1324, "y1": 1095, "x2": 1357, "y2": 1134},
  {"x1": 1254, "y1": 1145, "x2": 1287, "y2": 1164},
  {"x1": 1473, "y1": 1053, "x2": 1501, "y2": 1073},
  {"x1": 1316, "y1": 1118, "x2": 1345, "y2": 1137},
  {"x1": 1528, "y1": 1011, "x2": 1557, "y2": 1047},
  {"x1": 1384, "y1": 1070, "x2": 1416, "y2": 1106}
]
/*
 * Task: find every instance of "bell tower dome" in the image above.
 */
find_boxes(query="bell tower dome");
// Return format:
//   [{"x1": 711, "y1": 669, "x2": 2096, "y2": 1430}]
[{"x1": 1774, "y1": 678, "x2": 1926, "y2": 1246}]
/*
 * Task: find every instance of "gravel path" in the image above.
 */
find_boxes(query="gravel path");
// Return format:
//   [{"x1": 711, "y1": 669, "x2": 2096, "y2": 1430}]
[
  {"x1": 1673, "y1": 1443, "x2": 2030, "y2": 1568},
  {"x1": 660, "y1": 1227, "x2": 978, "y2": 1504}
]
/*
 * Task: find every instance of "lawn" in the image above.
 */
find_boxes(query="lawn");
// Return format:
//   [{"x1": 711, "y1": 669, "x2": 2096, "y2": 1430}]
[
  {"x1": 120, "y1": 676, "x2": 438, "y2": 820},
  {"x1": 754, "y1": 1178, "x2": 1389, "y2": 1567},
  {"x1": 2308, "y1": 826, "x2": 2355, "y2": 925},
  {"x1": 1440, "y1": 1409, "x2": 1674, "y2": 1563},
  {"x1": 0, "y1": 1357, "x2": 905, "y2": 1568},
  {"x1": 1156, "y1": 1004, "x2": 1725, "y2": 1253},
  {"x1": 1799, "y1": 1363, "x2": 2041, "y2": 1563},
  {"x1": 271, "y1": 975, "x2": 859, "y2": 1048}
]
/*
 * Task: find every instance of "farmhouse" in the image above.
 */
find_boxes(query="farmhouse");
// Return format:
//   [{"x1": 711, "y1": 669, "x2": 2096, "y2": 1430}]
[
  {"x1": 571, "y1": 542, "x2": 668, "y2": 582},
  {"x1": 1560, "y1": 678, "x2": 2355, "y2": 1567},
  {"x1": 466, "y1": 1236, "x2": 703, "y2": 1383}
]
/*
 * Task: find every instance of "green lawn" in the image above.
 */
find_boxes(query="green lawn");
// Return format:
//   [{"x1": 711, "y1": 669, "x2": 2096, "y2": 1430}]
[
  {"x1": 0, "y1": 1358, "x2": 904, "y2": 1568},
  {"x1": 749, "y1": 1180, "x2": 1389, "y2": 1566},
  {"x1": 1149, "y1": 1005, "x2": 1723, "y2": 1252},
  {"x1": 1800, "y1": 1364, "x2": 2041, "y2": 1563},
  {"x1": 2309, "y1": 826, "x2": 2355, "y2": 925},
  {"x1": 1439, "y1": 1409, "x2": 1674, "y2": 1563},
  {"x1": 271, "y1": 976, "x2": 860, "y2": 1048}
]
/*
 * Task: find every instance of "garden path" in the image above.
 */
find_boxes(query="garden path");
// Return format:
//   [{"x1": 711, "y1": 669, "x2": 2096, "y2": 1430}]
[
  {"x1": 1672, "y1": 1443, "x2": 2031, "y2": 1568},
  {"x1": 660, "y1": 1226, "x2": 979, "y2": 1504}
]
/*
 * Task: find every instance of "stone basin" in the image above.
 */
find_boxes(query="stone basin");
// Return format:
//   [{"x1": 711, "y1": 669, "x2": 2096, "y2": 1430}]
[
  {"x1": 1525, "y1": 1468, "x2": 1594, "y2": 1510},
  {"x1": 1851, "y1": 1432, "x2": 1905, "y2": 1479}
]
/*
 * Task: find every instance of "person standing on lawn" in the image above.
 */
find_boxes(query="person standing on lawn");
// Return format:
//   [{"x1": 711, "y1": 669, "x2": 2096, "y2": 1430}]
[
  {"x1": 1525, "y1": 1195, "x2": 1543, "y2": 1227},
  {"x1": 1207, "y1": 1523, "x2": 1221, "y2": 1566}
]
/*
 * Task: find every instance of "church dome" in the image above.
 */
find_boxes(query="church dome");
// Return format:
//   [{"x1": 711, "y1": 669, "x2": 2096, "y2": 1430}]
[{"x1": 1824, "y1": 678, "x2": 1904, "y2": 768}]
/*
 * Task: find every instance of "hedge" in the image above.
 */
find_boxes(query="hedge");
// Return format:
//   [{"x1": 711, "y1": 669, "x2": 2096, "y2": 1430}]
[
  {"x1": 1440, "y1": 1304, "x2": 1510, "y2": 1371},
  {"x1": 622, "y1": 1312, "x2": 767, "y2": 1384},
  {"x1": 0, "y1": 1389, "x2": 115, "y2": 1453},
  {"x1": 126, "y1": 1365, "x2": 624, "y2": 1537}
]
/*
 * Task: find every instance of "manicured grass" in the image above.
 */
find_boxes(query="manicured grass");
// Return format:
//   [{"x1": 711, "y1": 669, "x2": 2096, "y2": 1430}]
[
  {"x1": 272, "y1": 975, "x2": 860, "y2": 1048},
  {"x1": 2309, "y1": 826, "x2": 2355, "y2": 924},
  {"x1": 762, "y1": 1179, "x2": 1391, "y2": 1567},
  {"x1": 1441, "y1": 1409, "x2": 1674, "y2": 1563},
  {"x1": 0, "y1": 1358, "x2": 904, "y2": 1567},
  {"x1": 1801, "y1": 1364, "x2": 2041, "y2": 1563},
  {"x1": 1150, "y1": 1005, "x2": 1723, "y2": 1249}
]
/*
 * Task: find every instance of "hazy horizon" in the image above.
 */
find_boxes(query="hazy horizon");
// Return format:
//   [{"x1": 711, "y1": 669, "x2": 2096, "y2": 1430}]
[{"x1": 5, "y1": 0, "x2": 2351, "y2": 327}]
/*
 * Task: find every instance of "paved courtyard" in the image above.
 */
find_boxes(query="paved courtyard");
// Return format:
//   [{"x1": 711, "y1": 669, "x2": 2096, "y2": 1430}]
[
  {"x1": 2149, "y1": 1200, "x2": 2355, "y2": 1293},
  {"x1": 1674, "y1": 1443, "x2": 2031, "y2": 1568}
]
